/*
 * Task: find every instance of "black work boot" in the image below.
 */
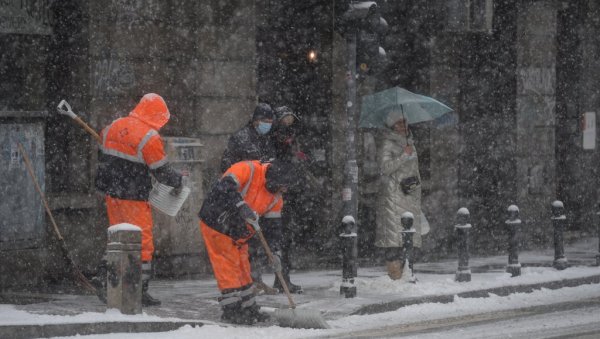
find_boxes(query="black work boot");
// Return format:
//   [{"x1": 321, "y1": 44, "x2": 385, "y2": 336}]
[
  {"x1": 91, "y1": 259, "x2": 107, "y2": 304},
  {"x1": 242, "y1": 303, "x2": 270, "y2": 323},
  {"x1": 221, "y1": 302, "x2": 256, "y2": 325},
  {"x1": 141, "y1": 261, "x2": 161, "y2": 307},
  {"x1": 273, "y1": 277, "x2": 303, "y2": 294},
  {"x1": 141, "y1": 279, "x2": 161, "y2": 307}
]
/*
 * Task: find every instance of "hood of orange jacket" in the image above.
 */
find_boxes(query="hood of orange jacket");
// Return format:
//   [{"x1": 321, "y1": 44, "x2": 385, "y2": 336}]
[{"x1": 129, "y1": 93, "x2": 170, "y2": 130}]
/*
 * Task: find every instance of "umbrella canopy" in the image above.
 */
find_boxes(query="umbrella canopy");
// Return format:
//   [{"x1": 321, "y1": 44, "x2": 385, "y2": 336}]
[{"x1": 359, "y1": 87, "x2": 454, "y2": 128}]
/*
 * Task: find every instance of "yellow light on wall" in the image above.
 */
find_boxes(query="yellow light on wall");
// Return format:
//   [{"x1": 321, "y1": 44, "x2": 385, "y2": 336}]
[{"x1": 307, "y1": 49, "x2": 318, "y2": 63}]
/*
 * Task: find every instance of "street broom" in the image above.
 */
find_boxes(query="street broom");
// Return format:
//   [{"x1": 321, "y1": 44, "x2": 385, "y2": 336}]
[
  {"x1": 255, "y1": 227, "x2": 330, "y2": 329},
  {"x1": 17, "y1": 142, "x2": 96, "y2": 293}
]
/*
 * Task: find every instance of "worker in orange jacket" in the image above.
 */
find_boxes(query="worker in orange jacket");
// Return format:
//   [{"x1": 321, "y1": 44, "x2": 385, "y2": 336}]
[
  {"x1": 198, "y1": 159, "x2": 297, "y2": 325},
  {"x1": 94, "y1": 93, "x2": 183, "y2": 306}
]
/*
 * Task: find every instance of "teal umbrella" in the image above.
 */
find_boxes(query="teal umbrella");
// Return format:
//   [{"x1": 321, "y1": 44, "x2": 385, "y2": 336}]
[{"x1": 359, "y1": 87, "x2": 454, "y2": 128}]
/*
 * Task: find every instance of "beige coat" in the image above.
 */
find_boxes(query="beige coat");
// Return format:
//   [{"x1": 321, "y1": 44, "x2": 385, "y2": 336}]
[{"x1": 375, "y1": 130, "x2": 426, "y2": 248}]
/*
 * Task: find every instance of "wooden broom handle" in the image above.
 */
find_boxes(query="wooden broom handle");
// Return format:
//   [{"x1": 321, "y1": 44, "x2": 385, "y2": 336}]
[
  {"x1": 255, "y1": 228, "x2": 296, "y2": 309},
  {"x1": 17, "y1": 143, "x2": 64, "y2": 241},
  {"x1": 72, "y1": 116, "x2": 102, "y2": 144}
]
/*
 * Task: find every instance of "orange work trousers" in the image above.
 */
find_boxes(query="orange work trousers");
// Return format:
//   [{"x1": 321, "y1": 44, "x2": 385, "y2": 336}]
[
  {"x1": 199, "y1": 221, "x2": 253, "y2": 291},
  {"x1": 105, "y1": 196, "x2": 154, "y2": 262}
]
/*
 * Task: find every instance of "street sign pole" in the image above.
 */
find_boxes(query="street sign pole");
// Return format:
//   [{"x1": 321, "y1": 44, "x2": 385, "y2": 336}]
[{"x1": 340, "y1": 30, "x2": 359, "y2": 298}]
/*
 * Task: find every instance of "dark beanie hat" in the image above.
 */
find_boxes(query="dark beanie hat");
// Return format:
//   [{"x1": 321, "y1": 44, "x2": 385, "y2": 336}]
[
  {"x1": 252, "y1": 103, "x2": 274, "y2": 121},
  {"x1": 265, "y1": 160, "x2": 299, "y2": 192}
]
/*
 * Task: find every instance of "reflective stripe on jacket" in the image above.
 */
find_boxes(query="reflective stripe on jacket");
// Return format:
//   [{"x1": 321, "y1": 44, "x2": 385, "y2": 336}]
[
  {"x1": 95, "y1": 93, "x2": 181, "y2": 200},
  {"x1": 199, "y1": 161, "x2": 283, "y2": 245}
]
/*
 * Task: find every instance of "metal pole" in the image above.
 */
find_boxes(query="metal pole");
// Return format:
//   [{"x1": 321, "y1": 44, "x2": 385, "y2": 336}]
[
  {"x1": 551, "y1": 200, "x2": 568, "y2": 270},
  {"x1": 455, "y1": 207, "x2": 471, "y2": 282},
  {"x1": 596, "y1": 203, "x2": 600, "y2": 266},
  {"x1": 401, "y1": 212, "x2": 416, "y2": 283},
  {"x1": 339, "y1": 30, "x2": 359, "y2": 298},
  {"x1": 505, "y1": 205, "x2": 521, "y2": 277}
]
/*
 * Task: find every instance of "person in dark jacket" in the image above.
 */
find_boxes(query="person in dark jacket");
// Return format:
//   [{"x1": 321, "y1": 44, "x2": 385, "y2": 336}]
[
  {"x1": 219, "y1": 102, "x2": 279, "y2": 295},
  {"x1": 220, "y1": 103, "x2": 276, "y2": 173},
  {"x1": 270, "y1": 106, "x2": 305, "y2": 293},
  {"x1": 93, "y1": 93, "x2": 183, "y2": 306},
  {"x1": 198, "y1": 160, "x2": 296, "y2": 325}
]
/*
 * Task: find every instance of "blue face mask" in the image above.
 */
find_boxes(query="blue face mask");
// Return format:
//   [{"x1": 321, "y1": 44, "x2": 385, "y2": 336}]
[{"x1": 256, "y1": 121, "x2": 272, "y2": 135}]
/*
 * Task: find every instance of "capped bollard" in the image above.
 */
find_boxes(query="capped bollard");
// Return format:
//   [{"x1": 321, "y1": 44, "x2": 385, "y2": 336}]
[
  {"x1": 551, "y1": 201, "x2": 568, "y2": 270},
  {"x1": 401, "y1": 212, "x2": 417, "y2": 283},
  {"x1": 455, "y1": 208, "x2": 471, "y2": 282},
  {"x1": 505, "y1": 205, "x2": 522, "y2": 277},
  {"x1": 106, "y1": 223, "x2": 142, "y2": 314},
  {"x1": 340, "y1": 215, "x2": 357, "y2": 298}
]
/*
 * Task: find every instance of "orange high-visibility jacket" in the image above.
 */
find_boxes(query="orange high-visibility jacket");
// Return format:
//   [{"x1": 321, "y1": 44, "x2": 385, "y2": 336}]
[
  {"x1": 199, "y1": 160, "x2": 283, "y2": 248},
  {"x1": 95, "y1": 93, "x2": 181, "y2": 200}
]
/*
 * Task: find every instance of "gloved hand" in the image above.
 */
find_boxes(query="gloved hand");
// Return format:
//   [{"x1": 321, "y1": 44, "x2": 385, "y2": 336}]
[
  {"x1": 238, "y1": 203, "x2": 260, "y2": 231},
  {"x1": 170, "y1": 185, "x2": 183, "y2": 196},
  {"x1": 271, "y1": 251, "x2": 282, "y2": 273}
]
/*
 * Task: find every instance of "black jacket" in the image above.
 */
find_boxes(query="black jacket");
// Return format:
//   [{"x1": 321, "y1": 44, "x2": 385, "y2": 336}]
[
  {"x1": 220, "y1": 124, "x2": 276, "y2": 173},
  {"x1": 198, "y1": 176, "x2": 282, "y2": 251},
  {"x1": 95, "y1": 152, "x2": 181, "y2": 201}
]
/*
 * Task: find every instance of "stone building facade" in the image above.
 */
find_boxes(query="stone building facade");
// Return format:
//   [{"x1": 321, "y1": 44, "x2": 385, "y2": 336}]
[{"x1": 1, "y1": 0, "x2": 599, "y2": 290}]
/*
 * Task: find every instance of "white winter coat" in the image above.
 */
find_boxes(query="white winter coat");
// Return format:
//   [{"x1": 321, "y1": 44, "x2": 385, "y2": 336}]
[{"x1": 375, "y1": 130, "x2": 428, "y2": 248}]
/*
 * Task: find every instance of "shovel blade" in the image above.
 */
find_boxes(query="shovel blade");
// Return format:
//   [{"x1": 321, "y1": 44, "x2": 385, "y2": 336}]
[{"x1": 273, "y1": 308, "x2": 330, "y2": 329}]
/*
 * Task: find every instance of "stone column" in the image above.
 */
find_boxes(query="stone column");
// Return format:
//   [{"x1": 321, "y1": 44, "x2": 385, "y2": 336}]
[
  {"x1": 515, "y1": 0, "x2": 558, "y2": 245},
  {"x1": 106, "y1": 223, "x2": 142, "y2": 315}
]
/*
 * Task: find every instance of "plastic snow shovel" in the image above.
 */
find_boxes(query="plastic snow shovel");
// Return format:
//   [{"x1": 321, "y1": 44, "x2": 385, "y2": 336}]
[
  {"x1": 17, "y1": 142, "x2": 96, "y2": 293},
  {"x1": 57, "y1": 99, "x2": 102, "y2": 143},
  {"x1": 255, "y1": 227, "x2": 330, "y2": 329}
]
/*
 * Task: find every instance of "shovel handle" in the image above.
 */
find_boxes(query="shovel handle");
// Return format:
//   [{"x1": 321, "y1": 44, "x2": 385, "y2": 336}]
[
  {"x1": 255, "y1": 228, "x2": 296, "y2": 309},
  {"x1": 57, "y1": 100, "x2": 102, "y2": 143}
]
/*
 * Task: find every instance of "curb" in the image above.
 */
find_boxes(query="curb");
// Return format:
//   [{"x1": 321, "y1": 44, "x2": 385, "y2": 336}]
[
  {"x1": 351, "y1": 274, "x2": 600, "y2": 315},
  {"x1": 0, "y1": 321, "x2": 204, "y2": 339}
]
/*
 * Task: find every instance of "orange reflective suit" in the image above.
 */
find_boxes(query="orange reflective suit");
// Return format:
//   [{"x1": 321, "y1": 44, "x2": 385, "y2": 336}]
[
  {"x1": 96, "y1": 93, "x2": 182, "y2": 262},
  {"x1": 199, "y1": 161, "x2": 283, "y2": 291}
]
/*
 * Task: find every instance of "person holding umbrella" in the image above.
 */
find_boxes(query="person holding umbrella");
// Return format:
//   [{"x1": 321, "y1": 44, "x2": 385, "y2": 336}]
[
  {"x1": 359, "y1": 87, "x2": 452, "y2": 280},
  {"x1": 375, "y1": 110, "x2": 429, "y2": 280}
]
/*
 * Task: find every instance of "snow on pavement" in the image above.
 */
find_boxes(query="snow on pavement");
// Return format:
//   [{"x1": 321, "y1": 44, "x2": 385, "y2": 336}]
[
  {"x1": 1, "y1": 265, "x2": 598, "y2": 338},
  {"x1": 41, "y1": 283, "x2": 600, "y2": 339}
]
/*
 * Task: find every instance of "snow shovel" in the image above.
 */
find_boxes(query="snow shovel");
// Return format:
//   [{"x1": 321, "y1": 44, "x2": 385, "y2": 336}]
[
  {"x1": 254, "y1": 227, "x2": 330, "y2": 329},
  {"x1": 57, "y1": 100, "x2": 102, "y2": 143},
  {"x1": 17, "y1": 142, "x2": 96, "y2": 293}
]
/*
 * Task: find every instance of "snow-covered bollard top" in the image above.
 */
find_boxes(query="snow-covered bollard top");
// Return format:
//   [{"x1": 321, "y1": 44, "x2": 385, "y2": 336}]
[
  {"x1": 108, "y1": 223, "x2": 141, "y2": 234},
  {"x1": 455, "y1": 207, "x2": 471, "y2": 229},
  {"x1": 340, "y1": 215, "x2": 357, "y2": 237},
  {"x1": 551, "y1": 200, "x2": 566, "y2": 220},
  {"x1": 108, "y1": 223, "x2": 142, "y2": 245},
  {"x1": 401, "y1": 212, "x2": 416, "y2": 232},
  {"x1": 506, "y1": 204, "x2": 521, "y2": 225}
]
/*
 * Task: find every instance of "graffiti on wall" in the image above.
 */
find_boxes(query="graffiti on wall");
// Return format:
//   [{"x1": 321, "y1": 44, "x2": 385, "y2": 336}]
[
  {"x1": 91, "y1": 53, "x2": 136, "y2": 97},
  {"x1": 0, "y1": 0, "x2": 52, "y2": 35}
]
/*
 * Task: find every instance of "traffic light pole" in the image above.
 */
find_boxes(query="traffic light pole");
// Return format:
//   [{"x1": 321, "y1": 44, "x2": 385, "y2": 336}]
[{"x1": 339, "y1": 31, "x2": 359, "y2": 298}]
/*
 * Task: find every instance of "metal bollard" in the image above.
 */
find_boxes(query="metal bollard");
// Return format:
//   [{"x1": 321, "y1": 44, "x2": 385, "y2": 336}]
[
  {"x1": 505, "y1": 205, "x2": 522, "y2": 277},
  {"x1": 596, "y1": 204, "x2": 600, "y2": 266},
  {"x1": 551, "y1": 201, "x2": 568, "y2": 270},
  {"x1": 401, "y1": 212, "x2": 417, "y2": 283},
  {"x1": 455, "y1": 208, "x2": 471, "y2": 282},
  {"x1": 106, "y1": 223, "x2": 142, "y2": 314},
  {"x1": 340, "y1": 215, "x2": 357, "y2": 298}
]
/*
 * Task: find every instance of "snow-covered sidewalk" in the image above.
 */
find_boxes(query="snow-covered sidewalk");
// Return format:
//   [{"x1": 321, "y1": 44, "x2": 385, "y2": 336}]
[{"x1": 1, "y1": 239, "x2": 598, "y2": 338}]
